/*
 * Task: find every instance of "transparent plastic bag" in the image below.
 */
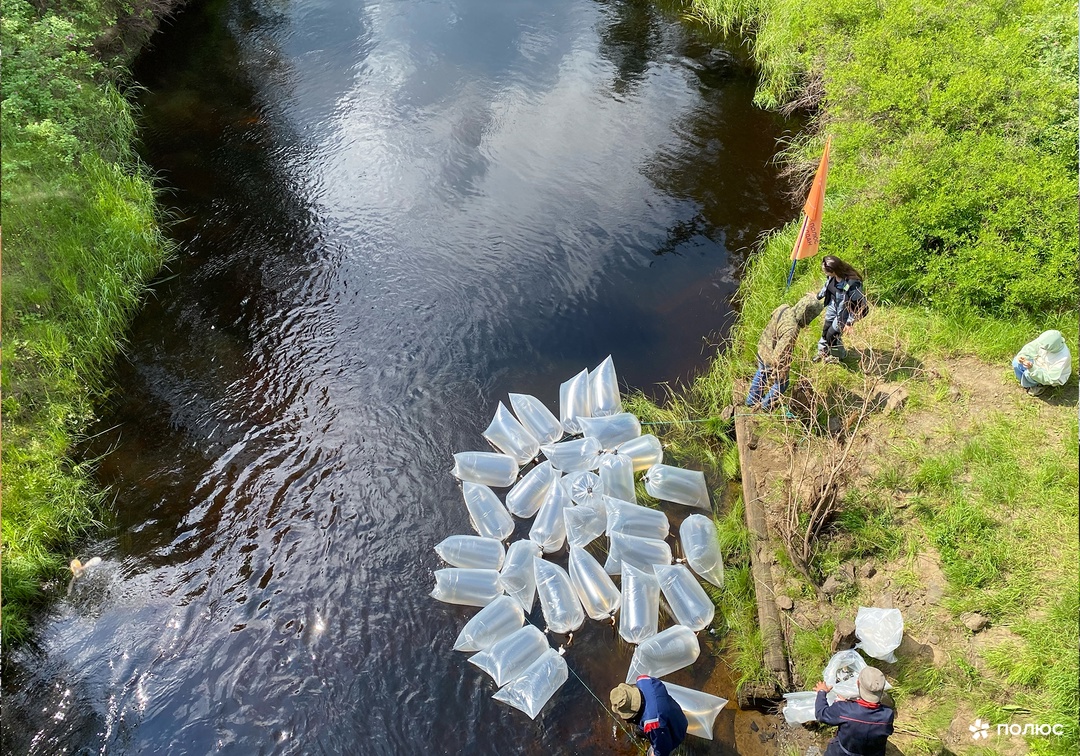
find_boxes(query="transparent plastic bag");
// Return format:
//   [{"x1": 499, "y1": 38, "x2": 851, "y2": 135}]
[
  {"x1": 453, "y1": 595, "x2": 525, "y2": 652},
  {"x1": 506, "y1": 462, "x2": 558, "y2": 518},
  {"x1": 452, "y1": 452, "x2": 519, "y2": 487},
  {"x1": 469, "y1": 625, "x2": 550, "y2": 687},
  {"x1": 563, "y1": 502, "x2": 607, "y2": 549},
  {"x1": 598, "y1": 452, "x2": 637, "y2": 503},
  {"x1": 435, "y1": 535, "x2": 506, "y2": 570},
  {"x1": 654, "y1": 564, "x2": 715, "y2": 631},
  {"x1": 625, "y1": 624, "x2": 700, "y2": 682},
  {"x1": 483, "y1": 402, "x2": 540, "y2": 465},
  {"x1": 500, "y1": 539, "x2": 541, "y2": 612},
  {"x1": 604, "y1": 531, "x2": 672, "y2": 576},
  {"x1": 782, "y1": 691, "x2": 819, "y2": 725},
  {"x1": 559, "y1": 369, "x2": 591, "y2": 435},
  {"x1": 661, "y1": 682, "x2": 727, "y2": 740},
  {"x1": 577, "y1": 413, "x2": 640, "y2": 450},
  {"x1": 541, "y1": 437, "x2": 603, "y2": 473},
  {"x1": 679, "y1": 514, "x2": 724, "y2": 588},
  {"x1": 619, "y1": 563, "x2": 660, "y2": 643},
  {"x1": 492, "y1": 647, "x2": 568, "y2": 719},
  {"x1": 534, "y1": 558, "x2": 585, "y2": 634},
  {"x1": 855, "y1": 607, "x2": 904, "y2": 662},
  {"x1": 604, "y1": 496, "x2": 669, "y2": 540},
  {"x1": 565, "y1": 470, "x2": 605, "y2": 506},
  {"x1": 614, "y1": 435, "x2": 664, "y2": 472},
  {"x1": 589, "y1": 355, "x2": 623, "y2": 417},
  {"x1": 642, "y1": 463, "x2": 710, "y2": 510},
  {"x1": 529, "y1": 480, "x2": 570, "y2": 553},
  {"x1": 430, "y1": 568, "x2": 504, "y2": 607},
  {"x1": 568, "y1": 546, "x2": 622, "y2": 619},
  {"x1": 462, "y1": 482, "x2": 515, "y2": 541},
  {"x1": 823, "y1": 649, "x2": 871, "y2": 700},
  {"x1": 509, "y1": 393, "x2": 563, "y2": 446}
]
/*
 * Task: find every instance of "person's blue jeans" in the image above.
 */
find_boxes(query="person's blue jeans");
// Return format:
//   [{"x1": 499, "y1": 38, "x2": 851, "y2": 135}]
[
  {"x1": 1012, "y1": 356, "x2": 1038, "y2": 388},
  {"x1": 746, "y1": 358, "x2": 788, "y2": 410}
]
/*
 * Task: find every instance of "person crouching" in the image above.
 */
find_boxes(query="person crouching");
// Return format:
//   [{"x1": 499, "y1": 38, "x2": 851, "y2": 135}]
[
  {"x1": 610, "y1": 676, "x2": 688, "y2": 756},
  {"x1": 746, "y1": 293, "x2": 824, "y2": 412},
  {"x1": 813, "y1": 667, "x2": 895, "y2": 756}
]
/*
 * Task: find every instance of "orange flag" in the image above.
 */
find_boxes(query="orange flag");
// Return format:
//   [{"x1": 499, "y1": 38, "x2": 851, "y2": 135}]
[{"x1": 789, "y1": 135, "x2": 832, "y2": 261}]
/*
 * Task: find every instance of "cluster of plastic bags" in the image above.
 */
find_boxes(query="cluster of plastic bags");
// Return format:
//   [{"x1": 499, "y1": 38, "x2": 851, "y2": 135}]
[{"x1": 431, "y1": 357, "x2": 728, "y2": 734}]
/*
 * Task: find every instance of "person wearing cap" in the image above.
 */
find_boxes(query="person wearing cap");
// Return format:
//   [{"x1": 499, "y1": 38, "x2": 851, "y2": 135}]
[
  {"x1": 813, "y1": 666, "x2": 895, "y2": 756},
  {"x1": 610, "y1": 676, "x2": 688, "y2": 756},
  {"x1": 746, "y1": 293, "x2": 825, "y2": 412}
]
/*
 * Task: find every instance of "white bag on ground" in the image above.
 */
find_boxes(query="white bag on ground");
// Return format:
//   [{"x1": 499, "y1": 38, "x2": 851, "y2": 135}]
[
  {"x1": 679, "y1": 514, "x2": 724, "y2": 588},
  {"x1": 509, "y1": 393, "x2": 563, "y2": 445},
  {"x1": 435, "y1": 535, "x2": 506, "y2": 570},
  {"x1": 534, "y1": 558, "x2": 585, "y2": 634},
  {"x1": 506, "y1": 461, "x2": 558, "y2": 518},
  {"x1": 430, "y1": 568, "x2": 504, "y2": 607},
  {"x1": 453, "y1": 595, "x2": 525, "y2": 652},
  {"x1": 643, "y1": 463, "x2": 711, "y2": 510},
  {"x1": 578, "y1": 413, "x2": 640, "y2": 449},
  {"x1": 619, "y1": 564, "x2": 660, "y2": 643},
  {"x1": 604, "y1": 496, "x2": 669, "y2": 540},
  {"x1": 661, "y1": 682, "x2": 727, "y2": 740},
  {"x1": 452, "y1": 452, "x2": 519, "y2": 487},
  {"x1": 568, "y1": 546, "x2": 622, "y2": 619},
  {"x1": 625, "y1": 624, "x2": 700, "y2": 682},
  {"x1": 500, "y1": 540, "x2": 541, "y2": 611},
  {"x1": 565, "y1": 470, "x2": 605, "y2": 507},
  {"x1": 598, "y1": 452, "x2": 637, "y2": 503},
  {"x1": 530, "y1": 480, "x2": 570, "y2": 553},
  {"x1": 855, "y1": 607, "x2": 904, "y2": 662},
  {"x1": 483, "y1": 402, "x2": 540, "y2": 465},
  {"x1": 492, "y1": 647, "x2": 568, "y2": 719},
  {"x1": 469, "y1": 624, "x2": 550, "y2": 686},
  {"x1": 614, "y1": 435, "x2": 664, "y2": 472},
  {"x1": 462, "y1": 482, "x2": 515, "y2": 541},
  {"x1": 604, "y1": 531, "x2": 672, "y2": 576},
  {"x1": 654, "y1": 564, "x2": 715, "y2": 631},
  {"x1": 559, "y1": 369, "x2": 592, "y2": 434},
  {"x1": 563, "y1": 502, "x2": 607, "y2": 549},
  {"x1": 782, "y1": 691, "x2": 819, "y2": 725},
  {"x1": 541, "y1": 437, "x2": 603, "y2": 473},
  {"x1": 589, "y1": 355, "x2": 623, "y2": 417}
]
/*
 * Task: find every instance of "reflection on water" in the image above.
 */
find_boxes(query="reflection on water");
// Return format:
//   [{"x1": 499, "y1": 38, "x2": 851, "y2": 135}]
[{"x1": 1, "y1": 0, "x2": 797, "y2": 752}]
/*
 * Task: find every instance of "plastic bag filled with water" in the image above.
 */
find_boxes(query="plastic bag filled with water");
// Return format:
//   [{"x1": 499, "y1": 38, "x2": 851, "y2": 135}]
[
  {"x1": 483, "y1": 402, "x2": 540, "y2": 465},
  {"x1": 577, "y1": 413, "x2": 640, "y2": 450},
  {"x1": 469, "y1": 624, "x2": 550, "y2": 687},
  {"x1": 782, "y1": 691, "x2": 819, "y2": 725},
  {"x1": 500, "y1": 540, "x2": 541, "y2": 612},
  {"x1": 589, "y1": 355, "x2": 622, "y2": 417},
  {"x1": 565, "y1": 470, "x2": 604, "y2": 506},
  {"x1": 625, "y1": 624, "x2": 700, "y2": 682},
  {"x1": 604, "y1": 531, "x2": 672, "y2": 576},
  {"x1": 563, "y1": 502, "x2": 607, "y2": 549},
  {"x1": 662, "y1": 682, "x2": 728, "y2": 740},
  {"x1": 568, "y1": 545, "x2": 621, "y2": 620},
  {"x1": 614, "y1": 435, "x2": 664, "y2": 472},
  {"x1": 598, "y1": 452, "x2": 636, "y2": 503},
  {"x1": 529, "y1": 480, "x2": 570, "y2": 553},
  {"x1": 642, "y1": 463, "x2": 710, "y2": 510},
  {"x1": 619, "y1": 563, "x2": 660, "y2": 643},
  {"x1": 506, "y1": 461, "x2": 558, "y2": 518},
  {"x1": 559, "y1": 369, "x2": 591, "y2": 434},
  {"x1": 654, "y1": 564, "x2": 715, "y2": 631},
  {"x1": 604, "y1": 497, "x2": 669, "y2": 540},
  {"x1": 509, "y1": 393, "x2": 563, "y2": 446},
  {"x1": 540, "y1": 436, "x2": 603, "y2": 473},
  {"x1": 492, "y1": 647, "x2": 568, "y2": 720},
  {"x1": 855, "y1": 607, "x2": 904, "y2": 662},
  {"x1": 430, "y1": 568, "x2": 504, "y2": 607},
  {"x1": 462, "y1": 482, "x2": 515, "y2": 541},
  {"x1": 679, "y1": 514, "x2": 724, "y2": 588},
  {"x1": 534, "y1": 557, "x2": 585, "y2": 634},
  {"x1": 452, "y1": 452, "x2": 519, "y2": 488},
  {"x1": 453, "y1": 595, "x2": 525, "y2": 652},
  {"x1": 435, "y1": 535, "x2": 506, "y2": 570}
]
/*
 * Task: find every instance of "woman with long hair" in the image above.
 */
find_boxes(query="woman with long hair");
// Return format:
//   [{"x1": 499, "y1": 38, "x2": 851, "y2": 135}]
[{"x1": 814, "y1": 255, "x2": 867, "y2": 362}]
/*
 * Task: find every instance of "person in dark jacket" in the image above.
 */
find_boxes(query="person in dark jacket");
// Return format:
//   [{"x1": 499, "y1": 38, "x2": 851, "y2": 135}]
[
  {"x1": 813, "y1": 666, "x2": 895, "y2": 756},
  {"x1": 746, "y1": 293, "x2": 824, "y2": 411},
  {"x1": 814, "y1": 255, "x2": 868, "y2": 363},
  {"x1": 610, "y1": 676, "x2": 688, "y2": 756}
]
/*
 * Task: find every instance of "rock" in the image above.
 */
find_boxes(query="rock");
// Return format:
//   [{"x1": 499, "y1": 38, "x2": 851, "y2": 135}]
[
  {"x1": 805, "y1": 747, "x2": 823, "y2": 756},
  {"x1": 873, "y1": 592, "x2": 895, "y2": 609},
  {"x1": 822, "y1": 575, "x2": 845, "y2": 597},
  {"x1": 776, "y1": 596, "x2": 794, "y2": 611},
  {"x1": 962, "y1": 612, "x2": 990, "y2": 632},
  {"x1": 925, "y1": 581, "x2": 945, "y2": 605},
  {"x1": 840, "y1": 562, "x2": 857, "y2": 583},
  {"x1": 927, "y1": 633, "x2": 941, "y2": 645},
  {"x1": 827, "y1": 415, "x2": 843, "y2": 436},
  {"x1": 831, "y1": 619, "x2": 857, "y2": 652},
  {"x1": 858, "y1": 561, "x2": 877, "y2": 579},
  {"x1": 750, "y1": 720, "x2": 759, "y2": 732},
  {"x1": 947, "y1": 385, "x2": 962, "y2": 402},
  {"x1": 871, "y1": 383, "x2": 909, "y2": 415},
  {"x1": 721, "y1": 405, "x2": 736, "y2": 423},
  {"x1": 747, "y1": 433, "x2": 759, "y2": 450}
]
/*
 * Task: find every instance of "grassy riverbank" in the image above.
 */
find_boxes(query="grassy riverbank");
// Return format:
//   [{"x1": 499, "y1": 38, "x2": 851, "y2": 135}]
[{"x1": 1, "y1": 0, "x2": 173, "y2": 645}]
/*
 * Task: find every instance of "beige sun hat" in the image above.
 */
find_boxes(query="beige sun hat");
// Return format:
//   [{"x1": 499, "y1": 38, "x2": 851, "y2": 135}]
[
  {"x1": 609, "y1": 683, "x2": 643, "y2": 720},
  {"x1": 857, "y1": 666, "x2": 887, "y2": 704}
]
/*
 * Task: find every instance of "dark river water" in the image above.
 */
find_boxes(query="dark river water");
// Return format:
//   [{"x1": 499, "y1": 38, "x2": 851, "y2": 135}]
[{"x1": 3, "y1": 0, "x2": 798, "y2": 752}]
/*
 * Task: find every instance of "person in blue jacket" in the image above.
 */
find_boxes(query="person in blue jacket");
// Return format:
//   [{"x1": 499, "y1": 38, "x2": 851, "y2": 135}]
[
  {"x1": 813, "y1": 255, "x2": 868, "y2": 363},
  {"x1": 813, "y1": 666, "x2": 895, "y2": 756},
  {"x1": 610, "y1": 676, "x2": 688, "y2": 756}
]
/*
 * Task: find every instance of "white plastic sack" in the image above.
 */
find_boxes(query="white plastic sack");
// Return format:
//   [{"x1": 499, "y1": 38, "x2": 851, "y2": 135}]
[
  {"x1": 483, "y1": 402, "x2": 540, "y2": 465},
  {"x1": 822, "y1": 649, "x2": 892, "y2": 700},
  {"x1": 462, "y1": 482, "x2": 515, "y2": 541},
  {"x1": 568, "y1": 546, "x2": 622, "y2": 619},
  {"x1": 506, "y1": 462, "x2": 558, "y2": 518},
  {"x1": 565, "y1": 470, "x2": 605, "y2": 506},
  {"x1": 453, "y1": 595, "x2": 525, "y2": 652},
  {"x1": 563, "y1": 502, "x2": 607, "y2": 549},
  {"x1": 604, "y1": 497, "x2": 669, "y2": 540},
  {"x1": 530, "y1": 480, "x2": 570, "y2": 553},
  {"x1": 589, "y1": 355, "x2": 623, "y2": 417},
  {"x1": 625, "y1": 624, "x2": 700, "y2": 682},
  {"x1": 541, "y1": 437, "x2": 603, "y2": 473},
  {"x1": 534, "y1": 558, "x2": 585, "y2": 634},
  {"x1": 614, "y1": 435, "x2": 664, "y2": 472},
  {"x1": 509, "y1": 393, "x2": 563, "y2": 446},
  {"x1": 577, "y1": 413, "x2": 640, "y2": 450},
  {"x1": 492, "y1": 647, "x2": 568, "y2": 720},
  {"x1": 619, "y1": 563, "x2": 660, "y2": 643},
  {"x1": 452, "y1": 452, "x2": 519, "y2": 487},
  {"x1": 469, "y1": 625, "x2": 550, "y2": 687},
  {"x1": 782, "y1": 691, "x2": 819, "y2": 725},
  {"x1": 598, "y1": 452, "x2": 637, "y2": 503},
  {"x1": 643, "y1": 463, "x2": 710, "y2": 510},
  {"x1": 430, "y1": 568, "x2": 504, "y2": 607},
  {"x1": 559, "y1": 369, "x2": 592, "y2": 435},
  {"x1": 435, "y1": 535, "x2": 506, "y2": 570},
  {"x1": 604, "y1": 531, "x2": 672, "y2": 576},
  {"x1": 679, "y1": 515, "x2": 724, "y2": 588},
  {"x1": 662, "y1": 682, "x2": 727, "y2": 740},
  {"x1": 855, "y1": 607, "x2": 904, "y2": 662},
  {"x1": 654, "y1": 564, "x2": 715, "y2": 631},
  {"x1": 500, "y1": 540, "x2": 541, "y2": 612}
]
